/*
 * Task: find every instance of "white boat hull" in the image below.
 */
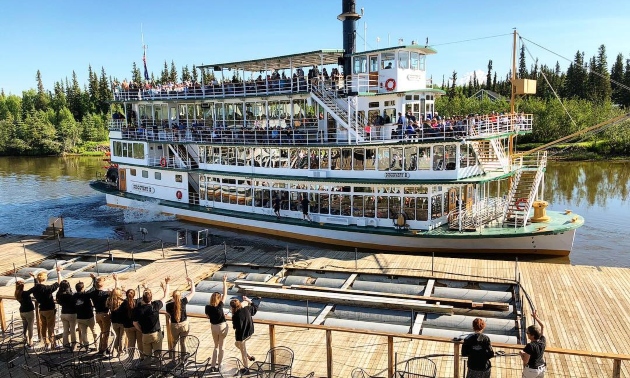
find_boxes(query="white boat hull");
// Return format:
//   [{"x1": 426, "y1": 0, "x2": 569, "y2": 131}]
[{"x1": 106, "y1": 194, "x2": 577, "y2": 256}]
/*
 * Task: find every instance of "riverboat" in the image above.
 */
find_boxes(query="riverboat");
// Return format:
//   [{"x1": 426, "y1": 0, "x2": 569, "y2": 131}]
[{"x1": 91, "y1": 2, "x2": 584, "y2": 256}]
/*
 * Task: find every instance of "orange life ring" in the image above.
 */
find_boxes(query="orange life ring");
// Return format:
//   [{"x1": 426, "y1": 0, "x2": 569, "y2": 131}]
[
  {"x1": 515, "y1": 198, "x2": 527, "y2": 211},
  {"x1": 160, "y1": 157, "x2": 167, "y2": 167},
  {"x1": 176, "y1": 190, "x2": 183, "y2": 200},
  {"x1": 385, "y1": 78, "x2": 396, "y2": 91}
]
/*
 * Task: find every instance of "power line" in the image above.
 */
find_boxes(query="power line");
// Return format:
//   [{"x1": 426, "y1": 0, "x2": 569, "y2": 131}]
[{"x1": 429, "y1": 33, "x2": 512, "y2": 48}]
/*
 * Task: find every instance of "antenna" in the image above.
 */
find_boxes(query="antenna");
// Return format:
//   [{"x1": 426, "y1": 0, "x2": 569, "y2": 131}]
[{"x1": 376, "y1": 37, "x2": 380, "y2": 49}]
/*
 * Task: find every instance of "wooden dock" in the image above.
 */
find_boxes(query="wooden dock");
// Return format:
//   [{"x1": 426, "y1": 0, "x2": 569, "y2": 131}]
[{"x1": 0, "y1": 234, "x2": 629, "y2": 377}]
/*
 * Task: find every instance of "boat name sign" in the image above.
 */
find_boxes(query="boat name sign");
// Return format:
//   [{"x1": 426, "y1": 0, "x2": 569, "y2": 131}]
[
  {"x1": 384, "y1": 172, "x2": 410, "y2": 178},
  {"x1": 132, "y1": 183, "x2": 156, "y2": 194}
]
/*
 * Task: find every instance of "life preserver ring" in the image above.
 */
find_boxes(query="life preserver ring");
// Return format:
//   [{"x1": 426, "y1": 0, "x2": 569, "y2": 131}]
[
  {"x1": 515, "y1": 198, "x2": 527, "y2": 211},
  {"x1": 385, "y1": 78, "x2": 396, "y2": 91},
  {"x1": 176, "y1": 190, "x2": 183, "y2": 200},
  {"x1": 160, "y1": 157, "x2": 167, "y2": 167}
]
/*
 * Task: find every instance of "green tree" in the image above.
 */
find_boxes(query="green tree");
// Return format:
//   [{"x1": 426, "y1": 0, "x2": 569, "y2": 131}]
[
  {"x1": 160, "y1": 60, "x2": 169, "y2": 83},
  {"x1": 181, "y1": 65, "x2": 191, "y2": 82},
  {"x1": 563, "y1": 51, "x2": 587, "y2": 99},
  {"x1": 589, "y1": 45, "x2": 612, "y2": 103},
  {"x1": 97, "y1": 67, "x2": 112, "y2": 114},
  {"x1": 518, "y1": 45, "x2": 527, "y2": 78},
  {"x1": 131, "y1": 62, "x2": 142, "y2": 84},
  {"x1": 21, "y1": 89, "x2": 37, "y2": 120},
  {"x1": 169, "y1": 60, "x2": 178, "y2": 83},
  {"x1": 191, "y1": 64, "x2": 199, "y2": 84},
  {"x1": 622, "y1": 58, "x2": 630, "y2": 107},
  {"x1": 448, "y1": 71, "x2": 457, "y2": 99},
  {"x1": 87, "y1": 65, "x2": 99, "y2": 113},
  {"x1": 486, "y1": 60, "x2": 492, "y2": 89},
  {"x1": 35, "y1": 70, "x2": 49, "y2": 111},
  {"x1": 610, "y1": 53, "x2": 624, "y2": 105}
]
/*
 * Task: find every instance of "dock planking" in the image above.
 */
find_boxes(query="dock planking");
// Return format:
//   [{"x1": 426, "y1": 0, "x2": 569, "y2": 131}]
[{"x1": 0, "y1": 236, "x2": 629, "y2": 377}]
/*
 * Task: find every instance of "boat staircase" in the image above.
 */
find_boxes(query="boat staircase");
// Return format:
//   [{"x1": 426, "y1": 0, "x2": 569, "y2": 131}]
[
  {"x1": 168, "y1": 144, "x2": 201, "y2": 205},
  {"x1": 469, "y1": 137, "x2": 510, "y2": 173},
  {"x1": 310, "y1": 84, "x2": 366, "y2": 143},
  {"x1": 503, "y1": 152, "x2": 547, "y2": 227}
]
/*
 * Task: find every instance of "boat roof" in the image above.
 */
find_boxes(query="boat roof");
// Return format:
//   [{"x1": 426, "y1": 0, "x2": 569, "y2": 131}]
[
  {"x1": 197, "y1": 45, "x2": 437, "y2": 72},
  {"x1": 198, "y1": 49, "x2": 344, "y2": 72}
]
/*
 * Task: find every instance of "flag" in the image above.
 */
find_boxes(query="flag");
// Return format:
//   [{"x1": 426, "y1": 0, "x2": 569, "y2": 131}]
[{"x1": 142, "y1": 50, "x2": 149, "y2": 81}]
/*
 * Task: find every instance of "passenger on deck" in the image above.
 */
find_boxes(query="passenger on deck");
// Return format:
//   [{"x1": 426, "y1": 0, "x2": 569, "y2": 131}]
[
  {"x1": 205, "y1": 274, "x2": 229, "y2": 372},
  {"x1": 520, "y1": 310, "x2": 547, "y2": 377},
  {"x1": 133, "y1": 277, "x2": 170, "y2": 357},
  {"x1": 30, "y1": 265, "x2": 62, "y2": 349},
  {"x1": 56, "y1": 280, "x2": 77, "y2": 348},
  {"x1": 230, "y1": 295, "x2": 258, "y2": 371},
  {"x1": 462, "y1": 318, "x2": 495, "y2": 378},
  {"x1": 166, "y1": 277, "x2": 196, "y2": 354},
  {"x1": 15, "y1": 280, "x2": 35, "y2": 348}
]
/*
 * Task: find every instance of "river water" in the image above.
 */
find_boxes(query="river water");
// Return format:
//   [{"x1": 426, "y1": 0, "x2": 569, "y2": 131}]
[{"x1": 0, "y1": 156, "x2": 628, "y2": 267}]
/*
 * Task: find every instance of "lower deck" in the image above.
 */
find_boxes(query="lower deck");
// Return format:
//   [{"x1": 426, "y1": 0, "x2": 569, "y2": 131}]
[{"x1": 0, "y1": 234, "x2": 628, "y2": 377}]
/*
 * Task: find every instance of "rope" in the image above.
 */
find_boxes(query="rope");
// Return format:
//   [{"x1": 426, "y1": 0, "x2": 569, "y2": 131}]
[{"x1": 429, "y1": 33, "x2": 512, "y2": 47}]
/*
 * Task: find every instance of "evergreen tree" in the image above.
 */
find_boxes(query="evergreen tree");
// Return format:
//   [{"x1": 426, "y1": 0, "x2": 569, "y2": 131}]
[
  {"x1": 35, "y1": 70, "x2": 49, "y2": 111},
  {"x1": 563, "y1": 51, "x2": 588, "y2": 99},
  {"x1": 591, "y1": 44, "x2": 612, "y2": 103},
  {"x1": 97, "y1": 67, "x2": 112, "y2": 114},
  {"x1": 486, "y1": 60, "x2": 492, "y2": 89},
  {"x1": 448, "y1": 71, "x2": 457, "y2": 99},
  {"x1": 191, "y1": 64, "x2": 199, "y2": 84},
  {"x1": 492, "y1": 72, "x2": 497, "y2": 91},
  {"x1": 518, "y1": 45, "x2": 527, "y2": 78},
  {"x1": 622, "y1": 58, "x2": 630, "y2": 107},
  {"x1": 181, "y1": 65, "x2": 191, "y2": 82},
  {"x1": 87, "y1": 65, "x2": 99, "y2": 113},
  {"x1": 160, "y1": 60, "x2": 169, "y2": 84},
  {"x1": 50, "y1": 81, "x2": 68, "y2": 113},
  {"x1": 131, "y1": 62, "x2": 142, "y2": 84},
  {"x1": 169, "y1": 60, "x2": 178, "y2": 83},
  {"x1": 610, "y1": 53, "x2": 624, "y2": 105}
]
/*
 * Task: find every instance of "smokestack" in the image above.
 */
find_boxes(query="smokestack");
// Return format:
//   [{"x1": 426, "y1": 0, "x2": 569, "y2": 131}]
[{"x1": 338, "y1": 0, "x2": 361, "y2": 80}]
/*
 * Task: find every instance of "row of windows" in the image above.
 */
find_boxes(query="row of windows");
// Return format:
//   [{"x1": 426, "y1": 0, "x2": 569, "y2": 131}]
[
  {"x1": 198, "y1": 176, "x2": 452, "y2": 221},
  {"x1": 130, "y1": 168, "x2": 183, "y2": 182},
  {"x1": 199, "y1": 145, "x2": 477, "y2": 171},
  {"x1": 353, "y1": 51, "x2": 426, "y2": 74},
  {"x1": 113, "y1": 141, "x2": 145, "y2": 159}
]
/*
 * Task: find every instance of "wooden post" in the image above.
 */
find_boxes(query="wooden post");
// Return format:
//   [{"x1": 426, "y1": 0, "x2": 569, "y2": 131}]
[
  {"x1": 326, "y1": 329, "x2": 333, "y2": 378},
  {"x1": 165, "y1": 314, "x2": 174, "y2": 350},
  {"x1": 453, "y1": 340, "x2": 461, "y2": 378},
  {"x1": 388, "y1": 335, "x2": 394, "y2": 378},
  {"x1": 0, "y1": 299, "x2": 6, "y2": 333},
  {"x1": 612, "y1": 358, "x2": 621, "y2": 378},
  {"x1": 269, "y1": 324, "x2": 276, "y2": 350}
]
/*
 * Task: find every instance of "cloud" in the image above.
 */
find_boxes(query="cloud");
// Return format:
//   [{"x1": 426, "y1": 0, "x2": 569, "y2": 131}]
[{"x1": 457, "y1": 69, "x2": 486, "y2": 86}]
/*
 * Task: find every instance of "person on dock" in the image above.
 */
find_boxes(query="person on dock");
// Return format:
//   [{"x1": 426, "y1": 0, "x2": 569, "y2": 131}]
[
  {"x1": 56, "y1": 280, "x2": 77, "y2": 348},
  {"x1": 30, "y1": 265, "x2": 62, "y2": 349},
  {"x1": 205, "y1": 274, "x2": 229, "y2": 372},
  {"x1": 121, "y1": 288, "x2": 142, "y2": 350},
  {"x1": 300, "y1": 194, "x2": 312, "y2": 222},
  {"x1": 90, "y1": 273, "x2": 113, "y2": 355},
  {"x1": 230, "y1": 295, "x2": 258, "y2": 371},
  {"x1": 166, "y1": 276, "x2": 196, "y2": 354},
  {"x1": 520, "y1": 310, "x2": 546, "y2": 377},
  {"x1": 461, "y1": 318, "x2": 495, "y2": 378},
  {"x1": 14, "y1": 280, "x2": 35, "y2": 348},
  {"x1": 107, "y1": 280, "x2": 126, "y2": 358},
  {"x1": 74, "y1": 280, "x2": 97, "y2": 348},
  {"x1": 133, "y1": 277, "x2": 170, "y2": 357}
]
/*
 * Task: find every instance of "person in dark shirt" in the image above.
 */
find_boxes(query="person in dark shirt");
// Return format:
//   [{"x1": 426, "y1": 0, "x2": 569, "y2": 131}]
[
  {"x1": 30, "y1": 265, "x2": 62, "y2": 349},
  {"x1": 89, "y1": 273, "x2": 113, "y2": 354},
  {"x1": 14, "y1": 280, "x2": 35, "y2": 348},
  {"x1": 230, "y1": 295, "x2": 258, "y2": 370},
  {"x1": 273, "y1": 195, "x2": 281, "y2": 219},
  {"x1": 520, "y1": 310, "x2": 547, "y2": 378},
  {"x1": 56, "y1": 280, "x2": 77, "y2": 348},
  {"x1": 461, "y1": 318, "x2": 494, "y2": 378},
  {"x1": 166, "y1": 276, "x2": 195, "y2": 354},
  {"x1": 107, "y1": 283, "x2": 125, "y2": 358},
  {"x1": 205, "y1": 274, "x2": 229, "y2": 372},
  {"x1": 133, "y1": 277, "x2": 170, "y2": 357},
  {"x1": 300, "y1": 194, "x2": 312, "y2": 222},
  {"x1": 121, "y1": 288, "x2": 142, "y2": 350},
  {"x1": 75, "y1": 281, "x2": 97, "y2": 347}
]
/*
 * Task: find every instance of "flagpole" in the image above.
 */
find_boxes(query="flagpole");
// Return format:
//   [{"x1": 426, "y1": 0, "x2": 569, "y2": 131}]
[{"x1": 141, "y1": 24, "x2": 149, "y2": 82}]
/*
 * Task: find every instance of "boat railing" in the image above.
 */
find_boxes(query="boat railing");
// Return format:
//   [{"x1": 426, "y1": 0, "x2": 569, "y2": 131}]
[
  {"x1": 448, "y1": 197, "x2": 508, "y2": 230},
  {"x1": 112, "y1": 77, "x2": 347, "y2": 102}
]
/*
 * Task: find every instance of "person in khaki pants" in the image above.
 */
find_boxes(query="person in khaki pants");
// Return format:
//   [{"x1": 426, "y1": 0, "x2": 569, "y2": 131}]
[
  {"x1": 55, "y1": 280, "x2": 77, "y2": 347},
  {"x1": 14, "y1": 280, "x2": 36, "y2": 348},
  {"x1": 121, "y1": 288, "x2": 142, "y2": 350},
  {"x1": 89, "y1": 273, "x2": 113, "y2": 355},
  {"x1": 133, "y1": 277, "x2": 170, "y2": 357},
  {"x1": 30, "y1": 265, "x2": 63, "y2": 349},
  {"x1": 165, "y1": 277, "x2": 196, "y2": 354},
  {"x1": 74, "y1": 281, "x2": 96, "y2": 347}
]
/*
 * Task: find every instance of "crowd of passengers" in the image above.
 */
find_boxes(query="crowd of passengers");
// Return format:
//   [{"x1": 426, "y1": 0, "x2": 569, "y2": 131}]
[
  {"x1": 377, "y1": 111, "x2": 527, "y2": 140},
  {"x1": 112, "y1": 67, "x2": 343, "y2": 99}
]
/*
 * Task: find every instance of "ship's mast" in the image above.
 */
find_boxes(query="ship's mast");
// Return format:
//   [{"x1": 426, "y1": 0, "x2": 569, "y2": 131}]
[{"x1": 508, "y1": 29, "x2": 518, "y2": 160}]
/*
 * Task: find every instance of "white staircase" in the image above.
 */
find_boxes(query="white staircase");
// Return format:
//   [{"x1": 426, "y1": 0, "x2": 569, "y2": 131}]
[
  {"x1": 503, "y1": 152, "x2": 547, "y2": 227},
  {"x1": 469, "y1": 138, "x2": 510, "y2": 173},
  {"x1": 310, "y1": 85, "x2": 365, "y2": 143}
]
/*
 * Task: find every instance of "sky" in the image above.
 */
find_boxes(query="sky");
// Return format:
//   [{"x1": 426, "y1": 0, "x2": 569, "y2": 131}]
[{"x1": 1, "y1": 0, "x2": 629, "y2": 95}]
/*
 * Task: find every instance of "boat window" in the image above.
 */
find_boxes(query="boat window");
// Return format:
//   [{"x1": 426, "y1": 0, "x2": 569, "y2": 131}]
[
  {"x1": 353, "y1": 195, "x2": 364, "y2": 217},
  {"x1": 384, "y1": 108, "x2": 395, "y2": 124},
  {"x1": 418, "y1": 55, "x2": 426, "y2": 70},
  {"x1": 319, "y1": 194, "x2": 330, "y2": 214},
  {"x1": 433, "y1": 145, "x2": 445, "y2": 171},
  {"x1": 154, "y1": 172, "x2": 161, "y2": 180},
  {"x1": 390, "y1": 147, "x2": 403, "y2": 171},
  {"x1": 445, "y1": 145, "x2": 457, "y2": 170},
  {"x1": 410, "y1": 52, "x2": 419, "y2": 70},
  {"x1": 319, "y1": 149, "x2": 329, "y2": 170},
  {"x1": 331, "y1": 148, "x2": 341, "y2": 170},
  {"x1": 142, "y1": 170, "x2": 148, "y2": 178},
  {"x1": 353, "y1": 148, "x2": 365, "y2": 171},
  {"x1": 377, "y1": 196, "x2": 389, "y2": 219},
  {"x1": 377, "y1": 148, "x2": 390, "y2": 170},
  {"x1": 121, "y1": 143, "x2": 129, "y2": 158},
  {"x1": 369, "y1": 55, "x2": 379, "y2": 72},
  {"x1": 130, "y1": 169, "x2": 136, "y2": 176},
  {"x1": 404, "y1": 147, "x2": 417, "y2": 170},
  {"x1": 417, "y1": 197, "x2": 428, "y2": 221},
  {"x1": 113, "y1": 141, "x2": 122, "y2": 157},
  {"x1": 398, "y1": 51, "x2": 409, "y2": 69},
  {"x1": 353, "y1": 55, "x2": 368, "y2": 74},
  {"x1": 390, "y1": 196, "x2": 401, "y2": 218},
  {"x1": 310, "y1": 193, "x2": 319, "y2": 214},
  {"x1": 175, "y1": 174, "x2": 182, "y2": 183},
  {"x1": 342, "y1": 148, "x2": 352, "y2": 170},
  {"x1": 368, "y1": 102, "x2": 379, "y2": 108},
  {"x1": 365, "y1": 148, "x2": 376, "y2": 170},
  {"x1": 236, "y1": 147, "x2": 246, "y2": 166},
  {"x1": 289, "y1": 191, "x2": 299, "y2": 211},
  {"x1": 431, "y1": 194, "x2": 443, "y2": 219},
  {"x1": 418, "y1": 147, "x2": 431, "y2": 170},
  {"x1": 364, "y1": 196, "x2": 375, "y2": 218},
  {"x1": 381, "y1": 52, "x2": 395, "y2": 69},
  {"x1": 308, "y1": 148, "x2": 319, "y2": 169}
]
